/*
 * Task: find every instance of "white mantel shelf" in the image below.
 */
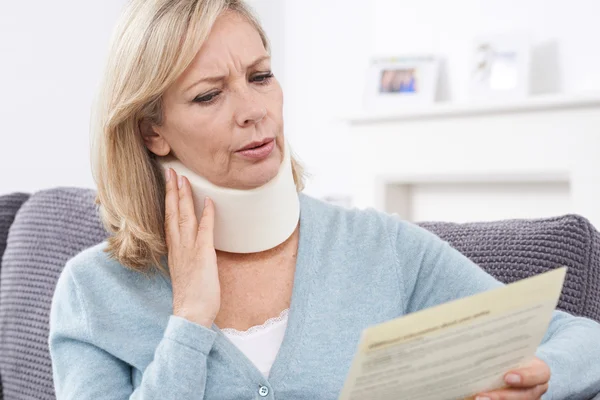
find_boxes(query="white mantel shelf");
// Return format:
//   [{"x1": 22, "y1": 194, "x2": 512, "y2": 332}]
[
  {"x1": 345, "y1": 92, "x2": 600, "y2": 227},
  {"x1": 377, "y1": 172, "x2": 570, "y2": 185},
  {"x1": 345, "y1": 93, "x2": 600, "y2": 125}
]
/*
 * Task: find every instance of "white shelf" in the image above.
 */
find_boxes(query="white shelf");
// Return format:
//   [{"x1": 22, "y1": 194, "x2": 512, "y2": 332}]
[
  {"x1": 377, "y1": 171, "x2": 570, "y2": 185},
  {"x1": 345, "y1": 93, "x2": 600, "y2": 125}
]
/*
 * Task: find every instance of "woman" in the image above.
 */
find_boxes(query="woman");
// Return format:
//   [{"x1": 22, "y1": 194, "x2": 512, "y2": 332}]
[{"x1": 48, "y1": 0, "x2": 600, "y2": 399}]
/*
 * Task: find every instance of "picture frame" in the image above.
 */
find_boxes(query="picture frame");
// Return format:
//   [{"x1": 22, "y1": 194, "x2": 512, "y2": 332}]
[
  {"x1": 363, "y1": 55, "x2": 440, "y2": 112},
  {"x1": 468, "y1": 33, "x2": 531, "y2": 101}
]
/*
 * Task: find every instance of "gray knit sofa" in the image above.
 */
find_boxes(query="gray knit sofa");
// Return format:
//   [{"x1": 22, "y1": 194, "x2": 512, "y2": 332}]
[{"x1": 0, "y1": 187, "x2": 599, "y2": 399}]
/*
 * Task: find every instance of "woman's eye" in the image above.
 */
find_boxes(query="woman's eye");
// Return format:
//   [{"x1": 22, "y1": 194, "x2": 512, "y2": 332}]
[
  {"x1": 193, "y1": 92, "x2": 220, "y2": 104},
  {"x1": 252, "y1": 72, "x2": 274, "y2": 85},
  {"x1": 192, "y1": 74, "x2": 273, "y2": 105}
]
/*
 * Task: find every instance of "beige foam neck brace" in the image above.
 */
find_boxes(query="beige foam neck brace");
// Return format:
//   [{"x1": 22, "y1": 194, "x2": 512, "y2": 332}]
[{"x1": 158, "y1": 141, "x2": 300, "y2": 253}]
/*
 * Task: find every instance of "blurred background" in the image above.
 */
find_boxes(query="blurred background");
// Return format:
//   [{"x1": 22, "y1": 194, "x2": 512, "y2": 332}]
[{"x1": 2, "y1": 0, "x2": 599, "y2": 225}]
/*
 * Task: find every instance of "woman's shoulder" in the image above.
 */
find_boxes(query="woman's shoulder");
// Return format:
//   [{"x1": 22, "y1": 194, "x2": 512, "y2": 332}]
[
  {"x1": 298, "y1": 194, "x2": 449, "y2": 297},
  {"x1": 55, "y1": 240, "x2": 168, "y2": 310},
  {"x1": 299, "y1": 193, "x2": 440, "y2": 249},
  {"x1": 50, "y1": 241, "x2": 172, "y2": 366},
  {"x1": 63, "y1": 240, "x2": 117, "y2": 274},
  {"x1": 62, "y1": 241, "x2": 146, "y2": 284}
]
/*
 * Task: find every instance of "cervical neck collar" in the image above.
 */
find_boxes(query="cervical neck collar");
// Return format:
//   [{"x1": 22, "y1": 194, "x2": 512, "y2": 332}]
[{"x1": 158, "y1": 141, "x2": 300, "y2": 253}]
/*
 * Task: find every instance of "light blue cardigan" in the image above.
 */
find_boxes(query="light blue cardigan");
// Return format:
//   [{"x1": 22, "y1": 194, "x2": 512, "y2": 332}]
[{"x1": 49, "y1": 194, "x2": 600, "y2": 399}]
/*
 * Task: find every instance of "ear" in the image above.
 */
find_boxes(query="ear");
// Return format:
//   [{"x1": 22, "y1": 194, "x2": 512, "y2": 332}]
[{"x1": 139, "y1": 119, "x2": 171, "y2": 156}]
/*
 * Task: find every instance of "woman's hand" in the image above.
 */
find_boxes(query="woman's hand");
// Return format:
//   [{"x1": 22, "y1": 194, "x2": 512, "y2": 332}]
[
  {"x1": 164, "y1": 168, "x2": 221, "y2": 329},
  {"x1": 474, "y1": 358, "x2": 551, "y2": 400}
]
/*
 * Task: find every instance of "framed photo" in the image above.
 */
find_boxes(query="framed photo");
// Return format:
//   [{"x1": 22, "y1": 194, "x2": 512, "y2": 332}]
[
  {"x1": 469, "y1": 33, "x2": 531, "y2": 101},
  {"x1": 363, "y1": 55, "x2": 440, "y2": 112}
]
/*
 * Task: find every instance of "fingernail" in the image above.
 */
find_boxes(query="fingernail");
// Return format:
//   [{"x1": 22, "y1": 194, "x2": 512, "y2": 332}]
[
  {"x1": 165, "y1": 168, "x2": 171, "y2": 182},
  {"x1": 177, "y1": 175, "x2": 183, "y2": 189},
  {"x1": 475, "y1": 397, "x2": 490, "y2": 400},
  {"x1": 505, "y1": 373, "x2": 521, "y2": 384}
]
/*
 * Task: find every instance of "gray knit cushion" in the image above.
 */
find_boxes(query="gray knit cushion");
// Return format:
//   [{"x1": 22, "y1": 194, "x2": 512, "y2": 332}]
[
  {"x1": 0, "y1": 188, "x2": 109, "y2": 399},
  {"x1": 0, "y1": 193, "x2": 30, "y2": 268},
  {"x1": 419, "y1": 214, "x2": 600, "y2": 323},
  {"x1": 0, "y1": 192, "x2": 31, "y2": 400}
]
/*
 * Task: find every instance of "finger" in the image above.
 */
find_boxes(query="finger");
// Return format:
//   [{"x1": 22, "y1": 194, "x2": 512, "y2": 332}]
[
  {"x1": 536, "y1": 383, "x2": 549, "y2": 397},
  {"x1": 163, "y1": 168, "x2": 180, "y2": 248},
  {"x1": 196, "y1": 197, "x2": 215, "y2": 248},
  {"x1": 475, "y1": 384, "x2": 547, "y2": 400},
  {"x1": 504, "y1": 359, "x2": 551, "y2": 388},
  {"x1": 177, "y1": 175, "x2": 198, "y2": 243}
]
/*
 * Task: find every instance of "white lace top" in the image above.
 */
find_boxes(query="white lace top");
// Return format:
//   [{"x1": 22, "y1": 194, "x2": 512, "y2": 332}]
[{"x1": 221, "y1": 309, "x2": 289, "y2": 378}]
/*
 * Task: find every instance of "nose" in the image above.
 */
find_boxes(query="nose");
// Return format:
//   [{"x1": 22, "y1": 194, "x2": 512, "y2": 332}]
[{"x1": 234, "y1": 89, "x2": 267, "y2": 127}]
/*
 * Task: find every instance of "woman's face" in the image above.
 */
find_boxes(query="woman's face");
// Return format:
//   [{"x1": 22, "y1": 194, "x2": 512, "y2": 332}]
[{"x1": 143, "y1": 11, "x2": 284, "y2": 190}]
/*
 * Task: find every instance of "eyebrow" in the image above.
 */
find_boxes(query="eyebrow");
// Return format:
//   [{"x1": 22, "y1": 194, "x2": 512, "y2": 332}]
[{"x1": 184, "y1": 55, "x2": 271, "y2": 93}]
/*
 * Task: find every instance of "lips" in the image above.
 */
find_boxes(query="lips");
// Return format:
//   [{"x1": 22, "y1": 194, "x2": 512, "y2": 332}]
[
  {"x1": 237, "y1": 138, "x2": 275, "y2": 152},
  {"x1": 235, "y1": 138, "x2": 276, "y2": 160}
]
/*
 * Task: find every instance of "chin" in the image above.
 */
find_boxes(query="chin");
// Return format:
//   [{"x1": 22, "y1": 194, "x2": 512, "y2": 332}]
[
  {"x1": 235, "y1": 153, "x2": 279, "y2": 189},
  {"x1": 248, "y1": 160, "x2": 281, "y2": 187}
]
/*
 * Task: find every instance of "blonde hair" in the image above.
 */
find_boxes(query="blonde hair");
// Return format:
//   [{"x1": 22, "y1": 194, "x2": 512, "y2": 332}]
[{"x1": 91, "y1": 0, "x2": 305, "y2": 277}]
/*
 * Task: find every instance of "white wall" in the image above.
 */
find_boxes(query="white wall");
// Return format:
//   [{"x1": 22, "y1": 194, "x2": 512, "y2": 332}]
[
  {"x1": 3, "y1": 0, "x2": 600, "y2": 217},
  {"x1": 370, "y1": 0, "x2": 600, "y2": 100},
  {"x1": 280, "y1": 0, "x2": 600, "y2": 203},
  {"x1": 0, "y1": 0, "x2": 128, "y2": 195},
  {"x1": 282, "y1": 0, "x2": 374, "y2": 199}
]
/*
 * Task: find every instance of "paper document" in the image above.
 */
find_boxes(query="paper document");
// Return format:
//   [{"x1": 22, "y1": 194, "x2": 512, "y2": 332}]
[{"x1": 338, "y1": 267, "x2": 566, "y2": 400}]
